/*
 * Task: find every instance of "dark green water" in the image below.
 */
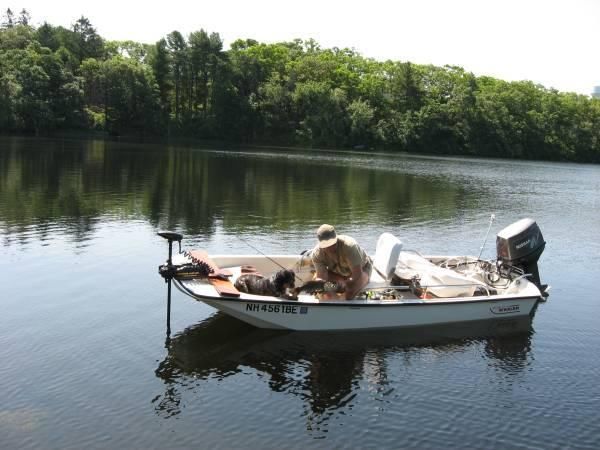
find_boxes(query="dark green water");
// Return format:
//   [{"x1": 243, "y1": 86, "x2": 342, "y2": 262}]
[{"x1": 1, "y1": 137, "x2": 599, "y2": 449}]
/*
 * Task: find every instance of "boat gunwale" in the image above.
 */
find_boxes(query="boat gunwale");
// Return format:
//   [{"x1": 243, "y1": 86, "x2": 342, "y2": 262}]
[{"x1": 174, "y1": 279, "x2": 541, "y2": 308}]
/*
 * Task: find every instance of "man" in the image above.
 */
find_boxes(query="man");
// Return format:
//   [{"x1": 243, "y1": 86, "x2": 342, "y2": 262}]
[{"x1": 311, "y1": 224, "x2": 372, "y2": 300}]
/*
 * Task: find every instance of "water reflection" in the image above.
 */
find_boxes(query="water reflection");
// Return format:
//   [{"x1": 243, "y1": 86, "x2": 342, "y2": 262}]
[
  {"x1": 0, "y1": 137, "x2": 479, "y2": 242},
  {"x1": 153, "y1": 314, "x2": 534, "y2": 424}
]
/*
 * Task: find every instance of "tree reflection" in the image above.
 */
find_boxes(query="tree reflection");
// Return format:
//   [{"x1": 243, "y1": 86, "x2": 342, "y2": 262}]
[
  {"x1": 153, "y1": 313, "x2": 534, "y2": 428},
  {"x1": 0, "y1": 137, "x2": 484, "y2": 243}
]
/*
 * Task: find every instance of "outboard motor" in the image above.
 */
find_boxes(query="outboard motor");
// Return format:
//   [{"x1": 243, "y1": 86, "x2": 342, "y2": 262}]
[{"x1": 496, "y1": 218, "x2": 546, "y2": 292}]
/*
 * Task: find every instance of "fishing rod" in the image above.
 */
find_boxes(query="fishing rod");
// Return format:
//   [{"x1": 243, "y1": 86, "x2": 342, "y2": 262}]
[
  {"x1": 477, "y1": 214, "x2": 496, "y2": 260},
  {"x1": 233, "y1": 233, "x2": 307, "y2": 284}
]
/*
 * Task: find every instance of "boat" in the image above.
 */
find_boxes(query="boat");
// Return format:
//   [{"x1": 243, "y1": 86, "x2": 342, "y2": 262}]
[{"x1": 157, "y1": 218, "x2": 549, "y2": 331}]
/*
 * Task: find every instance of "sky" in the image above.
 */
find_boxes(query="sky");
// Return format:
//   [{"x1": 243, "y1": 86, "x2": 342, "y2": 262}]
[{"x1": 13, "y1": 0, "x2": 600, "y2": 95}]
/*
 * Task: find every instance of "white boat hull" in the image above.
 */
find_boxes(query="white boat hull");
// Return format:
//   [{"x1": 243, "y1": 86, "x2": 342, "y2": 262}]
[{"x1": 194, "y1": 295, "x2": 539, "y2": 331}]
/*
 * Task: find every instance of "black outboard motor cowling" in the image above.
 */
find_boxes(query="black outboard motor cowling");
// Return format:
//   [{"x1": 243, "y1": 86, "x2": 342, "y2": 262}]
[{"x1": 496, "y1": 218, "x2": 546, "y2": 290}]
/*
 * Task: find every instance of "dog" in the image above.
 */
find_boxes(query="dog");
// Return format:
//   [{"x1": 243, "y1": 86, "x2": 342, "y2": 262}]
[{"x1": 234, "y1": 269, "x2": 296, "y2": 298}]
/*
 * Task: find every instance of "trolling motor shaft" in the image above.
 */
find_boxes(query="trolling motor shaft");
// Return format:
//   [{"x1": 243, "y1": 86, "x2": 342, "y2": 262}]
[{"x1": 157, "y1": 230, "x2": 183, "y2": 340}]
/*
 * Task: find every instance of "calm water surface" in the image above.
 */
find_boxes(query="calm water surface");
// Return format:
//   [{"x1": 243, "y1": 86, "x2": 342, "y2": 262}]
[{"x1": 1, "y1": 137, "x2": 599, "y2": 449}]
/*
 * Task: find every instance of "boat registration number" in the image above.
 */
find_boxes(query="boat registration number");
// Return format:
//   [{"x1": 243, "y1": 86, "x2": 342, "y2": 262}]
[{"x1": 245, "y1": 303, "x2": 307, "y2": 314}]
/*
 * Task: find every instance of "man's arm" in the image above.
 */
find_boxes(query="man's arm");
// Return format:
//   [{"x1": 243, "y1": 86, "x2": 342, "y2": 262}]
[
  {"x1": 344, "y1": 264, "x2": 365, "y2": 299},
  {"x1": 312, "y1": 253, "x2": 329, "y2": 281},
  {"x1": 315, "y1": 265, "x2": 329, "y2": 281}
]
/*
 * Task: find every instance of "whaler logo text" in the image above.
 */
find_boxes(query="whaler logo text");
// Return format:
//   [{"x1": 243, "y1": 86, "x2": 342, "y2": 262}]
[{"x1": 490, "y1": 304, "x2": 520, "y2": 315}]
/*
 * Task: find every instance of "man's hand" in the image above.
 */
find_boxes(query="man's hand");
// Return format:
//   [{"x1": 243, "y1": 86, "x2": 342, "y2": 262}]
[{"x1": 344, "y1": 265, "x2": 367, "y2": 299}]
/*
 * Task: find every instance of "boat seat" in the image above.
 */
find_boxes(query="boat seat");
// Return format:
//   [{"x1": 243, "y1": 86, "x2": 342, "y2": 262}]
[{"x1": 368, "y1": 233, "x2": 402, "y2": 287}]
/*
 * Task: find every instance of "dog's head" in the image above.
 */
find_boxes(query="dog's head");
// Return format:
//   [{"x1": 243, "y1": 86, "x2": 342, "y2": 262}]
[{"x1": 273, "y1": 269, "x2": 296, "y2": 292}]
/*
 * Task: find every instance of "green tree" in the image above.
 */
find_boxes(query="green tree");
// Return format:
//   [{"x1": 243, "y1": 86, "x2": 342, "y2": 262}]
[
  {"x1": 35, "y1": 22, "x2": 59, "y2": 51},
  {"x1": 102, "y1": 56, "x2": 160, "y2": 135},
  {"x1": 228, "y1": 40, "x2": 296, "y2": 141},
  {"x1": 1, "y1": 18, "x2": 599, "y2": 162},
  {"x1": 258, "y1": 75, "x2": 293, "y2": 142},
  {"x1": 292, "y1": 81, "x2": 349, "y2": 147},
  {"x1": 347, "y1": 99, "x2": 375, "y2": 147},
  {"x1": 0, "y1": 72, "x2": 20, "y2": 130},
  {"x1": 166, "y1": 31, "x2": 188, "y2": 124},
  {"x1": 72, "y1": 16, "x2": 104, "y2": 62},
  {"x1": 148, "y1": 38, "x2": 172, "y2": 127},
  {"x1": 17, "y1": 9, "x2": 31, "y2": 26},
  {"x1": 15, "y1": 47, "x2": 53, "y2": 134},
  {"x1": 2, "y1": 8, "x2": 14, "y2": 28},
  {"x1": 0, "y1": 22, "x2": 35, "y2": 50}
]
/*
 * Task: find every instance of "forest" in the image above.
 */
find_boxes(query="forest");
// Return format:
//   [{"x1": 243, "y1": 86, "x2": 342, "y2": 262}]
[{"x1": 1, "y1": 9, "x2": 599, "y2": 162}]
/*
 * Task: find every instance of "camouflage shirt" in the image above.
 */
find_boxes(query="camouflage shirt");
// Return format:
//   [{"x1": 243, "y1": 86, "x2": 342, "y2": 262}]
[{"x1": 311, "y1": 235, "x2": 371, "y2": 277}]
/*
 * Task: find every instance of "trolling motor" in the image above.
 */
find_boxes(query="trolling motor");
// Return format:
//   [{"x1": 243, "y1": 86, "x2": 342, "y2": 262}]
[
  {"x1": 157, "y1": 231, "x2": 184, "y2": 339},
  {"x1": 495, "y1": 218, "x2": 548, "y2": 296},
  {"x1": 158, "y1": 231, "x2": 183, "y2": 277}
]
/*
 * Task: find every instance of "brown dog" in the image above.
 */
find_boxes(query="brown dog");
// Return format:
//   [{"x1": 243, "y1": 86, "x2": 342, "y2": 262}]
[{"x1": 234, "y1": 269, "x2": 296, "y2": 297}]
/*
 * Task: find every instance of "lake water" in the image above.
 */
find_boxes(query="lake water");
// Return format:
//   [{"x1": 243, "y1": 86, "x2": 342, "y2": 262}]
[{"x1": 1, "y1": 136, "x2": 599, "y2": 449}]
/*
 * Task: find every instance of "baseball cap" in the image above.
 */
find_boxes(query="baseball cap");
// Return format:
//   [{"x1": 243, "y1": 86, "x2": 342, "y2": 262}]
[{"x1": 317, "y1": 224, "x2": 338, "y2": 248}]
